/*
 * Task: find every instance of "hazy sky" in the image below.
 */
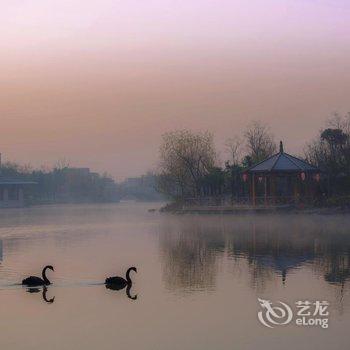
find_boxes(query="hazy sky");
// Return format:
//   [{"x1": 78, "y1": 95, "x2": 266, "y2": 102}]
[{"x1": 1, "y1": 0, "x2": 350, "y2": 179}]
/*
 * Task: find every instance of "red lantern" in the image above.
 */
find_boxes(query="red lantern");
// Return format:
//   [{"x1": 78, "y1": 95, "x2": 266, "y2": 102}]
[
  {"x1": 300, "y1": 172, "x2": 306, "y2": 181},
  {"x1": 315, "y1": 173, "x2": 320, "y2": 182},
  {"x1": 242, "y1": 173, "x2": 248, "y2": 182}
]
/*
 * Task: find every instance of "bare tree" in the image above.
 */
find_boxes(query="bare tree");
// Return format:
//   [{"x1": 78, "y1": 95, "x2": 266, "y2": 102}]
[
  {"x1": 244, "y1": 121, "x2": 277, "y2": 163},
  {"x1": 327, "y1": 112, "x2": 350, "y2": 134},
  {"x1": 224, "y1": 136, "x2": 242, "y2": 166},
  {"x1": 158, "y1": 130, "x2": 216, "y2": 199},
  {"x1": 54, "y1": 158, "x2": 70, "y2": 170}
]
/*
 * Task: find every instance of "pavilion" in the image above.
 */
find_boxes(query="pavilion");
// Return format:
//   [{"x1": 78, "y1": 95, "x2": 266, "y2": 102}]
[
  {"x1": 0, "y1": 178, "x2": 37, "y2": 208},
  {"x1": 242, "y1": 141, "x2": 321, "y2": 207}
]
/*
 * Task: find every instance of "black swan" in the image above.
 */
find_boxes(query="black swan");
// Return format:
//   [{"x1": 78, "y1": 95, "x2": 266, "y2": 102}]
[
  {"x1": 22, "y1": 265, "x2": 54, "y2": 286},
  {"x1": 105, "y1": 281, "x2": 138, "y2": 300},
  {"x1": 105, "y1": 266, "x2": 137, "y2": 290}
]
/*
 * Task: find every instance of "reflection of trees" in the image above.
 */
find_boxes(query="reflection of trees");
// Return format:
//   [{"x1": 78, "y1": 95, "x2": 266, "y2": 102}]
[
  {"x1": 227, "y1": 217, "x2": 350, "y2": 290},
  {"x1": 230, "y1": 218, "x2": 350, "y2": 288},
  {"x1": 0, "y1": 240, "x2": 2, "y2": 277},
  {"x1": 159, "y1": 219, "x2": 226, "y2": 292},
  {"x1": 159, "y1": 215, "x2": 350, "y2": 295},
  {"x1": 314, "y1": 238, "x2": 350, "y2": 287},
  {"x1": 323, "y1": 254, "x2": 350, "y2": 285}
]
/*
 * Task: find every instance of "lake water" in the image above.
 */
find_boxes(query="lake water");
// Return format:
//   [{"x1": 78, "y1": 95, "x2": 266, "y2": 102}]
[{"x1": 0, "y1": 202, "x2": 349, "y2": 350}]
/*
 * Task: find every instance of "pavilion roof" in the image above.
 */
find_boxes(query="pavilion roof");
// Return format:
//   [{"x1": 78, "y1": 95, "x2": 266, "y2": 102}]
[{"x1": 246, "y1": 141, "x2": 319, "y2": 173}]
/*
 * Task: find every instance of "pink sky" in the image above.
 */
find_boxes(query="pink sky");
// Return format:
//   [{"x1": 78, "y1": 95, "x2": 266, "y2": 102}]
[{"x1": 0, "y1": 0, "x2": 350, "y2": 179}]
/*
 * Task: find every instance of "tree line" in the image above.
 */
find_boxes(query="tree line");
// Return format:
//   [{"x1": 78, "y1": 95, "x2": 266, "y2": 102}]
[
  {"x1": 157, "y1": 113, "x2": 350, "y2": 203},
  {"x1": 0, "y1": 161, "x2": 119, "y2": 204}
]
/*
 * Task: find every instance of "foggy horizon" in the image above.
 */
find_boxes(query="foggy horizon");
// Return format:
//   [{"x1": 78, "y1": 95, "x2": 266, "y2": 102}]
[{"x1": 1, "y1": 0, "x2": 350, "y2": 179}]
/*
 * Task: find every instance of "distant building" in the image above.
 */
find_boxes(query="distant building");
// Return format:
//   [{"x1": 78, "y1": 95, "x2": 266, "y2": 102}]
[
  {"x1": 63, "y1": 167, "x2": 91, "y2": 176},
  {"x1": 0, "y1": 178, "x2": 36, "y2": 208},
  {"x1": 0, "y1": 154, "x2": 36, "y2": 208},
  {"x1": 119, "y1": 173, "x2": 164, "y2": 201},
  {"x1": 54, "y1": 167, "x2": 119, "y2": 203}
]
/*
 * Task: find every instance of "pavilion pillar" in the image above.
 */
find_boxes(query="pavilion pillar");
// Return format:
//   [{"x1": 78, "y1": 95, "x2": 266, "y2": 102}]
[
  {"x1": 3, "y1": 188, "x2": 8, "y2": 201},
  {"x1": 270, "y1": 174, "x2": 275, "y2": 205},
  {"x1": 264, "y1": 175, "x2": 268, "y2": 206},
  {"x1": 294, "y1": 176, "x2": 298, "y2": 205},
  {"x1": 18, "y1": 187, "x2": 24, "y2": 206},
  {"x1": 306, "y1": 177, "x2": 311, "y2": 203},
  {"x1": 252, "y1": 174, "x2": 256, "y2": 207}
]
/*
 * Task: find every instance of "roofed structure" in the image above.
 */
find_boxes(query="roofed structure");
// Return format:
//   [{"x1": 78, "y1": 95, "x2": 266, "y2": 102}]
[
  {"x1": 247, "y1": 141, "x2": 318, "y2": 173},
  {"x1": 0, "y1": 177, "x2": 36, "y2": 208},
  {"x1": 243, "y1": 141, "x2": 321, "y2": 207},
  {"x1": 0, "y1": 153, "x2": 37, "y2": 208}
]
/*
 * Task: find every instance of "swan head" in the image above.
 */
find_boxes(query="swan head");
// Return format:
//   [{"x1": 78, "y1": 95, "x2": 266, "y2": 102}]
[
  {"x1": 45, "y1": 265, "x2": 54, "y2": 272},
  {"x1": 126, "y1": 267, "x2": 137, "y2": 282},
  {"x1": 129, "y1": 266, "x2": 137, "y2": 273}
]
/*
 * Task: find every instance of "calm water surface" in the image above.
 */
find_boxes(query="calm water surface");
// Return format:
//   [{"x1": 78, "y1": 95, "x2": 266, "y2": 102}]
[{"x1": 0, "y1": 202, "x2": 350, "y2": 349}]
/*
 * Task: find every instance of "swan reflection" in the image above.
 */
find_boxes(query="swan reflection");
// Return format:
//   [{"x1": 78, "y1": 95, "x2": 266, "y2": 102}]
[{"x1": 26, "y1": 286, "x2": 55, "y2": 304}]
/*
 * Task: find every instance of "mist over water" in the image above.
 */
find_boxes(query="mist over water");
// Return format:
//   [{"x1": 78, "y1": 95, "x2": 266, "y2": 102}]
[{"x1": 0, "y1": 203, "x2": 349, "y2": 349}]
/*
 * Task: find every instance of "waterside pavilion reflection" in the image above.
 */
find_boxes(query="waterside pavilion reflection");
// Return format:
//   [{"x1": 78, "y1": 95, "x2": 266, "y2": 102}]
[{"x1": 159, "y1": 215, "x2": 350, "y2": 293}]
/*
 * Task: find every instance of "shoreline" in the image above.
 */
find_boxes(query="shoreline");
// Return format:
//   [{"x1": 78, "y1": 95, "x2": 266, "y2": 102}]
[{"x1": 160, "y1": 203, "x2": 350, "y2": 215}]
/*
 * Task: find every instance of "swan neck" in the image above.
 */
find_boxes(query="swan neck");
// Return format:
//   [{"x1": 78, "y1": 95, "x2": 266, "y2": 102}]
[
  {"x1": 42, "y1": 267, "x2": 50, "y2": 284},
  {"x1": 126, "y1": 268, "x2": 133, "y2": 284}
]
